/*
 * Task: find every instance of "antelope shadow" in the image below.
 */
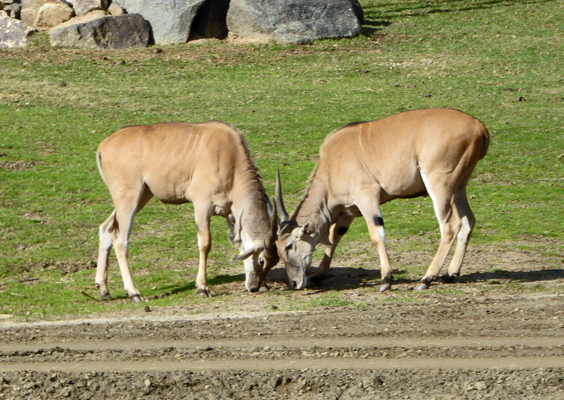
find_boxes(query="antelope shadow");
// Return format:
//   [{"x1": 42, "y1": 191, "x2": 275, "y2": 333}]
[
  {"x1": 139, "y1": 265, "x2": 564, "y2": 299},
  {"x1": 269, "y1": 266, "x2": 564, "y2": 292}
]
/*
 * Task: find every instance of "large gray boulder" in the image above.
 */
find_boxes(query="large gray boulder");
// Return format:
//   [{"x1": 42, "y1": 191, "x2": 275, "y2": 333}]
[
  {"x1": 49, "y1": 13, "x2": 151, "y2": 49},
  {"x1": 226, "y1": 0, "x2": 363, "y2": 44},
  {"x1": 113, "y1": 0, "x2": 206, "y2": 45},
  {"x1": 0, "y1": 10, "x2": 35, "y2": 48}
]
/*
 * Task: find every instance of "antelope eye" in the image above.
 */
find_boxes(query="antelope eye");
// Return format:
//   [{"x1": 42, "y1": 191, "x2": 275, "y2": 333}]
[
  {"x1": 259, "y1": 258, "x2": 265, "y2": 267},
  {"x1": 285, "y1": 243, "x2": 293, "y2": 251}
]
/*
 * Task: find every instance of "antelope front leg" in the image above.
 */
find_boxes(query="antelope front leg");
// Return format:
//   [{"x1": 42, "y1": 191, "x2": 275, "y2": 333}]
[
  {"x1": 311, "y1": 216, "x2": 354, "y2": 285},
  {"x1": 195, "y1": 208, "x2": 213, "y2": 297},
  {"x1": 366, "y1": 216, "x2": 393, "y2": 292},
  {"x1": 357, "y1": 195, "x2": 392, "y2": 292}
]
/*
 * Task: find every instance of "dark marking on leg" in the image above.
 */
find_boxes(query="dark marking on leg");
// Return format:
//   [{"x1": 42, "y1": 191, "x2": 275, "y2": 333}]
[
  {"x1": 337, "y1": 226, "x2": 349, "y2": 236},
  {"x1": 373, "y1": 216, "x2": 384, "y2": 227}
]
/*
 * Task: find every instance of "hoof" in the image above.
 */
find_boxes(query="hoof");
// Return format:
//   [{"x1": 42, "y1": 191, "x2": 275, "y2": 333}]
[
  {"x1": 438, "y1": 274, "x2": 455, "y2": 284},
  {"x1": 379, "y1": 276, "x2": 392, "y2": 292},
  {"x1": 100, "y1": 293, "x2": 113, "y2": 301},
  {"x1": 197, "y1": 288, "x2": 213, "y2": 297},
  {"x1": 415, "y1": 282, "x2": 429, "y2": 291},
  {"x1": 309, "y1": 275, "x2": 327, "y2": 286},
  {"x1": 379, "y1": 282, "x2": 391, "y2": 292},
  {"x1": 130, "y1": 294, "x2": 143, "y2": 303}
]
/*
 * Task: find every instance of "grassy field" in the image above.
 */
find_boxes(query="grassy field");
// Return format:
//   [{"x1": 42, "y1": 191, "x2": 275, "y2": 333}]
[{"x1": 0, "y1": 0, "x2": 562, "y2": 319}]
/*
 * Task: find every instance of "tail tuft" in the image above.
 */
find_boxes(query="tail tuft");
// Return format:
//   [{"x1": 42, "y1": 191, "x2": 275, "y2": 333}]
[
  {"x1": 480, "y1": 131, "x2": 490, "y2": 160},
  {"x1": 96, "y1": 150, "x2": 107, "y2": 184}
]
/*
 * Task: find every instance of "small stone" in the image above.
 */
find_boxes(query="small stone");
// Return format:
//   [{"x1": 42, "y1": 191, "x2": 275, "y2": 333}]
[{"x1": 107, "y1": 2, "x2": 124, "y2": 16}]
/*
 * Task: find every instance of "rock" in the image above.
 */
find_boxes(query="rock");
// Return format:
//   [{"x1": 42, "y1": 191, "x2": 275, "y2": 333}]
[
  {"x1": 0, "y1": 0, "x2": 18, "y2": 8},
  {"x1": 114, "y1": 0, "x2": 206, "y2": 45},
  {"x1": 51, "y1": 9, "x2": 106, "y2": 29},
  {"x1": 72, "y1": 0, "x2": 108, "y2": 17},
  {"x1": 49, "y1": 13, "x2": 150, "y2": 49},
  {"x1": 190, "y1": 0, "x2": 229, "y2": 39},
  {"x1": 350, "y1": 0, "x2": 364, "y2": 24},
  {"x1": 0, "y1": 10, "x2": 36, "y2": 48},
  {"x1": 34, "y1": 2, "x2": 74, "y2": 28},
  {"x1": 2, "y1": 1, "x2": 22, "y2": 19},
  {"x1": 226, "y1": 0, "x2": 363, "y2": 44},
  {"x1": 107, "y1": 2, "x2": 123, "y2": 16},
  {"x1": 21, "y1": 0, "x2": 58, "y2": 26}
]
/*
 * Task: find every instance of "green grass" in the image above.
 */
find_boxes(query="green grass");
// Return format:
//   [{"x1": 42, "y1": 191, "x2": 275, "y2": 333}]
[{"x1": 1, "y1": 0, "x2": 563, "y2": 319}]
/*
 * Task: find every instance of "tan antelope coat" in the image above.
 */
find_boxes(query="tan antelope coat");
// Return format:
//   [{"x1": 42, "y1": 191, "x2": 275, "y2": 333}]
[
  {"x1": 96, "y1": 121, "x2": 278, "y2": 302},
  {"x1": 275, "y1": 108, "x2": 489, "y2": 291}
]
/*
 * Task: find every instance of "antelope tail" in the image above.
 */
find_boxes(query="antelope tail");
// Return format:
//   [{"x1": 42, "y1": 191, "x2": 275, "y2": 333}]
[
  {"x1": 96, "y1": 150, "x2": 107, "y2": 185},
  {"x1": 480, "y1": 131, "x2": 490, "y2": 160}
]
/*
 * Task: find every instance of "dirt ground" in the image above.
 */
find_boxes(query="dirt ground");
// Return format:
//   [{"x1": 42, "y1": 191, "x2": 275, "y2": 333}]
[{"x1": 1, "y1": 242, "x2": 564, "y2": 399}]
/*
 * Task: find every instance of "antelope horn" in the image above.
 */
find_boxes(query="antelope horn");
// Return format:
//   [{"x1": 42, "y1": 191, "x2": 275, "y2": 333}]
[
  {"x1": 275, "y1": 167, "x2": 289, "y2": 222},
  {"x1": 270, "y1": 201, "x2": 278, "y2": 238},
  {"x1": 263, "y1": 201, "x2": 278, "y2": 256}
]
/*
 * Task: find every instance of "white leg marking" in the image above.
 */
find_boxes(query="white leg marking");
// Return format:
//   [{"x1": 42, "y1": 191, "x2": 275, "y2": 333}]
[
  {"x1": 458, "y1": 215, "x2": 471, "y2": 244},
  {"x1": 240, "y1": 231, "x2": 259, "y2": 291},
  {"x1": 378, "y1": 225, "x2": 386, "y2": 246},
  {"x1": 420, "y1": 171, "x2": 444, "y2": 236}
]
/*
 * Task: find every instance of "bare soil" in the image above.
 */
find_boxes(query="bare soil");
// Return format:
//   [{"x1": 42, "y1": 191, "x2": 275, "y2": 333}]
[
  {"x1": 2, "y1": 242, "x2": 564, "y2": 399},
  {"x1": 2, "y1": 295, "x2": 564, "y2": 399}
]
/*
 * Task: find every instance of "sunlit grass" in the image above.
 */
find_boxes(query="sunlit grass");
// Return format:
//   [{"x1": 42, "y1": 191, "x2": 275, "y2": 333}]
[{"x1": 1, "y1": 0, "x2": 563, "y2": 319}]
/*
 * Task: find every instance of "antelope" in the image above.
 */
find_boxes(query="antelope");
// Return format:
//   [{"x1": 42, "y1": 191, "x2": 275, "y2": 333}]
[
  {"x1": 95, "y1": 121, "x2": 279, "y2": 302},
  {"x1": 274, "y1": 108, "x2": 489, "y2": 291}
]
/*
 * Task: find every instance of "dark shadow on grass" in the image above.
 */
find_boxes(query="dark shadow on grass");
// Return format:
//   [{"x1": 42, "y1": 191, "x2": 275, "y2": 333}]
[
  {"x1": 361, "y1": 0, "x2": 555, "y2": 37},
  {"x1": 457, "y1": 269, "x2": 564, "y2": 284},
  {"x1": 302, "y1": 266, "x2": 411, "y2": 291},
  {"x1": 142, "y1": 267, "x2": 564, "y2": 298},
  {"x1": 364, "y1": 0, "x2": 555, "y2": 21},
  {"x1": 149, "y1": 274, "x2": 246, "y2": 298},
  {"x1": 360, "y1": 20, "x2": 392, "y2": 38},
  {"x1": 273, "y1": 266, "x2": 564, "y2": 292}
]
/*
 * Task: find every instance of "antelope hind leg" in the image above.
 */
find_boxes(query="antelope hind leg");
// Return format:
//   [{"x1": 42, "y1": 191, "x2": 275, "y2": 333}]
[{"x1": 96, "y1": 211, "x2": 116, "y2": 301}]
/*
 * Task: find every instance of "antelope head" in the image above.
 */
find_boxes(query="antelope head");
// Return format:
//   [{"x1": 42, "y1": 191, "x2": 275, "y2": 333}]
[
  {"x1": 273, "y1": 169, "x2": 315, "y2": 290},
  {"x1": 232, "y1": 199, "x2": 280, "y2": 292}
]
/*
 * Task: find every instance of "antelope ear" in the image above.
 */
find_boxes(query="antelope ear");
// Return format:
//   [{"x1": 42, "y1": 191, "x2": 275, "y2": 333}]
[
  {"x1": 298, "y1": 222, "x2": 311, "y2": 239},
  {"x1": 231, "y1": 247, "x2": 261, "y2": 262}
]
